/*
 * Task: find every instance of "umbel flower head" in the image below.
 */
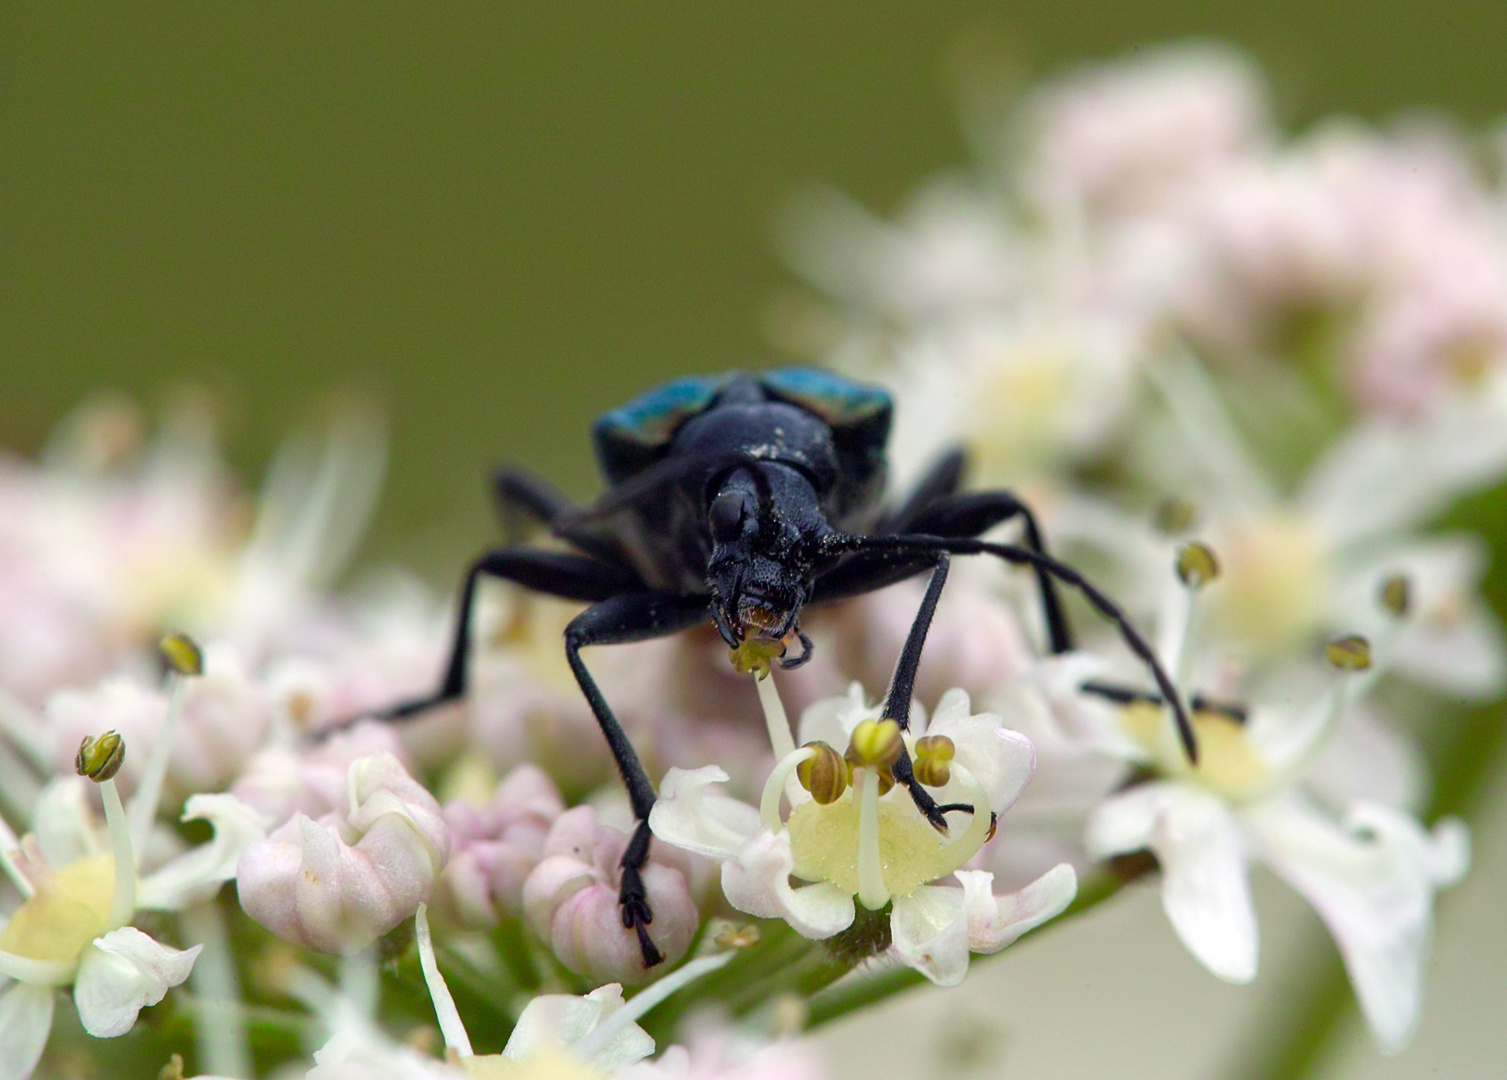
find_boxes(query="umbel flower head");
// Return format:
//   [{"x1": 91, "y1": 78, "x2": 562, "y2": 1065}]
[
  {"x1": 651, "y1": 676, "x2": 1076, "y2": 986},
  {"x1": 0, "y1": 642, "x2": 268, "y2": 1080}
]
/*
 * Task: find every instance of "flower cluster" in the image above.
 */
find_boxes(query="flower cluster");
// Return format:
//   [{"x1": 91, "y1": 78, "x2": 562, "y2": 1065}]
[{"x1": 0, "y1": 39, "x2": 1503, "y2": 1080}]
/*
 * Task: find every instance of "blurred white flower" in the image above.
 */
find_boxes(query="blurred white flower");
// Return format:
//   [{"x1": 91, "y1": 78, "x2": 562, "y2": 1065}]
[{"x1": 1074, "y1": 552, "x2": 1467, "y2": 1051}]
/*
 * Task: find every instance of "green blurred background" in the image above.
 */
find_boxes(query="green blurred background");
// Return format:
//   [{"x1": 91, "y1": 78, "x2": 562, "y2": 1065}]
[{"x1": 5, "y1": 2, "x2": 1507, "y2": 574}]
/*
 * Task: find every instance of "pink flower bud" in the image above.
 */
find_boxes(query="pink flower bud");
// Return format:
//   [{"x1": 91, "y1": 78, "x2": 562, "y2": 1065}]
[
  {"x1": 437, "y1": 764, "x2": 564, "y2": 927},
  {"x1": 236, "y1": 752, "x2": 450, "y2": 953},
  {"x1": 230, "y1": 722, "x2": 409, "y2": 824},
  {"x1": 522, "y1": 806, "x2": 697, "y2": 984}
]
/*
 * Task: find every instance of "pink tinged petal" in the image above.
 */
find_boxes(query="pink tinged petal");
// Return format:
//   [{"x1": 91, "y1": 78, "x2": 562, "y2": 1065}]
[
  {"x1": 1088, "y1": 782, "x2": 1258, "y2": 983},
  {"x1": 960, "y1": 863, "x2": 1078, "y2": 953},
  {"x1": 73, "y1": 927, "x2": 201, "y2": 1038},
  {"x1": 648, "y1": 767, "x2": 761, "y2": 860},
  {"x1": 137, "y1": 793, "x2": 270, "y2": 911},
  {"x1": 1247, "y1": 795, "x2": 1469, "y2": 1052},
  {"x1": 542, "y1": 868, "x2": 699, "y2": 985},
  {"x1": 0, "y1": 982, "x2": 54, "y2": 1080},
  {"x1": 720, "y1": 832, "x2": 855, "y2": 939},
  {"x1": 889, "y1": 885, "x2": 972, "y2": 987}
]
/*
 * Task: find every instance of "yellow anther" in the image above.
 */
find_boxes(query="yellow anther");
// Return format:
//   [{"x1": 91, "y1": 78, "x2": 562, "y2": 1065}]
[
  {"x1": 796, "y1": 741, "x2": 849, "y2": 805},
  {"x1": 76, "y1": 731, "x2": 125, "y2": 782},
  {"x1": 1325, "y1": 634, "x2": 1372, "y2": 672},
  {"x1": 912, "y1": 734, "x2": 955, "y2": 788},
  {"x1": 1380, "y1": 575, "x2": 1412, "y2": 618},
  {"x1": 159, "y1": 632, "x2": 204, "y2": 677},
  {"x1": 1176, "y1": 541, "x2": 1221, "y2": 589},
  {"x1": 729, "y1": 637, "x2": 786, "y2": 678},
  {"x1": 1154, "y1": 497, "x2": 1197, "y2": 535},
  {"x1": 845, "y1": 718, "x2": 904, "y2": 771}
]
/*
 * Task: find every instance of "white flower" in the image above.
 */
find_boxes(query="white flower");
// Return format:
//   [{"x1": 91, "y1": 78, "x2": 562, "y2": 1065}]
[
  {"x1": 1076, "y1": 552, "x2": 1468, "y2": 1051},
  {"x1": 650, "y1": 681, "x2": 1076, "y2": 986},
  {"x1": 0, "y1": 728, "x2": 267, "y2": 1079}
]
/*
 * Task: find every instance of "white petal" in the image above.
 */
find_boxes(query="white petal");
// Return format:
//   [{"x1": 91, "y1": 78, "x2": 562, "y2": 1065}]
[
  {"x1": 503, "y1": 985, "x2": 653, "y2": 1070},
  {"x1": 1087, "y1": 782, "x2": 1257, "y2": 983},
  {"x1": 648, "y1": 767, "x2": 759, "y2": 860},
  {"x1": 576, "y1": 984, "x2": 656, "y2": 1071},
  {"x1": 719, "y1": 832, "x2": 855, "y2": 939},
  {"x1": 73, "y1": 928, "x2": 201, "y2": 1038},
  {"x1": 138, "y1": 794, "x2": 271, "y2": 911},
  {"x1": 1302, "y1": 703, "x2": 1427, "y2": 813},
  {"x1": 890, "y1": 886, "x2": 971, "y2": 987},
  {"x1": 1302, "y1": 412, "x2": 1507, "y2": 549},
  {"x1": 925, "y1": 711, "x2": 1036, "y2": 813},
  {"x1": 1246, "y1": 795, "x2": 1469, "y2": 1052},
  {"x1": 0, "y1": 982, "x2": 54, "y2": 1080},
  {"x1": 960, "y1": 863, "x2": 1078, "y2": 953}
]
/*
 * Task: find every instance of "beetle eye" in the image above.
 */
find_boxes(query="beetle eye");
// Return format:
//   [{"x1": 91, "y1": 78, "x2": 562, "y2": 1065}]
[{"x1": 709, "y1": 489, "x2": 754, "y2": 543}]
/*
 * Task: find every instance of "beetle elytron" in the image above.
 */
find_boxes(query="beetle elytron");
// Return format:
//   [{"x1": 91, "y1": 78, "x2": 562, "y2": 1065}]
[{"x1": 378, "y1": 368, "x2": 1193, "y2": 967}]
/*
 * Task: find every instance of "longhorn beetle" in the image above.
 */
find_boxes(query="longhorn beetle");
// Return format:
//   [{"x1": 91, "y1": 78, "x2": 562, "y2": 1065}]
[{"x1": 375, "y1": 368, "x2": 1194, "y2": 967}]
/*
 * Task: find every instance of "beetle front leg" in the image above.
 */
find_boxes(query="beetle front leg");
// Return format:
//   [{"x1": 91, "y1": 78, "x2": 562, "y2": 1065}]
[{"x1": 563, "y1": 591, "x2": 711, "y2": 967}]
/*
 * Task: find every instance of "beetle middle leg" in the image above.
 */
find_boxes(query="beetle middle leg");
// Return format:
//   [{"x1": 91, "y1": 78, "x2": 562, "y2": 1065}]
[{"x1": 563, "y1": 591, "x2": 711, "y2": 967}]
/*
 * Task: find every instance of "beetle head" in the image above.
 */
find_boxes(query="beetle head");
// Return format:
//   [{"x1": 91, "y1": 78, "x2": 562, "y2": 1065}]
[{"x1": 704, "y1": 464, "x2": 823, "y2": 654}]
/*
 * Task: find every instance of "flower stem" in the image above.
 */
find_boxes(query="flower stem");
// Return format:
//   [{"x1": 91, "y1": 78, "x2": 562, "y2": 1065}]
[{"x1": 806, "y1": 864, "x2": 1134, "y2": 1028}]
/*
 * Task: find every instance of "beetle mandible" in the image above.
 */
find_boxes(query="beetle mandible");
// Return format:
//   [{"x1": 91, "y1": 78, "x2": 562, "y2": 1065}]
[{"x1": 374, "y1": 367, "x2": 1195, "y2": 968}]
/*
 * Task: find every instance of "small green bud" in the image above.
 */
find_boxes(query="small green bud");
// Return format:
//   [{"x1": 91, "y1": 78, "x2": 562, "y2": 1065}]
[
  {"x1": 796, "y1": 741, "x2": 849, "y2": 805},
  {"x1": 1380, "y1": 575, "x2": 1411, "y2": 618},
  {"x1": 1176, "y1": 542, "x2": 1221, "y2": 589},
  {"x1": 159, "y1": 632, "x2": 204, "y2": 677},
  {"x1": 1325, "y1": 635, "x2": 1373, "y2": 672},
  {"x1": 76, "y1": 731, "x2": 125, "y2": 782},
  {"x1": 912, "y1": 734, "x2": 956, "y2": 788}
]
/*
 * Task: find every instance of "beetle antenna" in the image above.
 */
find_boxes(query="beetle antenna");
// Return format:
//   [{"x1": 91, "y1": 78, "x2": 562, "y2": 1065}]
[{"x1": 831, "y1": 533, "x2": 1198, "y2": 763}]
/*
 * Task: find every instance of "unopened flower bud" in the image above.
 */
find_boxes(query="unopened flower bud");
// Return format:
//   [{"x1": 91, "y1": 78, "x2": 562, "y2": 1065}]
[
  {"x1": 846, "y1": 718, "x2": 904, "y2": 771},
  {"x1": 436, "y1": 764, "x2": 564, "y2": 927},
  {"x1": 912, "y1": 734, "x2": 956, "y2": 788},
  {"x1": 159, "y1": 633, "x2": 204, "y2": 677},
  {"x1": 236, "y1": 752, "x2": 450, "y2": 954},
  {"x1": 1325, "y1": 634, "x2": 1372, "y2": 671},
  {"x1": 522, "y1": 806, "x2": 697, "y2": 984},
  {"x1": 76, "y1": 731, "x2": 125, "y2": 782},
  {"x1": 796, "y1": 741, "x2": 848, "y2": 804},
  {"x1": 1380, "y1": 575, "x2": 1411, "y2": 618},
  {"x1": 1176, "y1": 542, "x2": 1220, "y2": 589}
]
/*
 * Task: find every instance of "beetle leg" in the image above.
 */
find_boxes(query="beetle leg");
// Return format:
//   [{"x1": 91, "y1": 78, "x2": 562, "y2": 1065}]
[
  {"x1": 366, "y1": 547, "x2": 642, "y2": 724},
  {"x1": 563, "y1": 590, "x2": 712, "y2": 967}
]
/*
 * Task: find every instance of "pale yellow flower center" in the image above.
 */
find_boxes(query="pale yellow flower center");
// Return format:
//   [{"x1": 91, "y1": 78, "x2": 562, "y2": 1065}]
[
  {"x1": 786, "y1": 790, "x2": 953, "y2": 899},
  {"x1": 1211, "y1": 516, "x2": 1327, "y2": 653},
  {"x1": 1121, "y1": 702, "x2": 1268, "y2": 801},
  {"x1": 462, "y1": 1048, "x2": 606, "y2": 1080},
  {"x1": 0, "y1": 852, "x2": 115, "y2": 962},
  {"x1": 968, "y1": 347, "x2": 1074, "y2": 479}
]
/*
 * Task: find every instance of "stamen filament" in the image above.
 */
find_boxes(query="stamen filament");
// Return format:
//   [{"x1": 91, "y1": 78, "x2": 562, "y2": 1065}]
[
  {"x1": 0, "y1": 812, "x2": 35, "y2": 899},
  {"x1": 936, "y1": 764, "x2": 995, "y2": 878},
  {"x1": 754, "y1": 672, "x2": 796, "y2": 761},
  {"x1": 855, "y1": 769, "x2": 888, "y2": 910},
  {"x1": 415, "y1": 904, "x2": 473, "y2": 1058},
  {"x1": 761, "y1": 747, "x2": 816, "y2": 832},
  {"x1": 128, "y1": 677, "x2": 188, "y2": 862},
  {"x1": 573, "y1": 951, "x2": 734, "y2": 1061},
  {"x1": 99, "y1": 777, "x2": 137, "y2": 930}
]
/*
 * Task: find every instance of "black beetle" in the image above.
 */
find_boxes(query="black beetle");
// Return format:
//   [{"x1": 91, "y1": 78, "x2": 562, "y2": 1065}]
[{"x1": 378, "y1": 367, "x2": 1193, "y2": 966}]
